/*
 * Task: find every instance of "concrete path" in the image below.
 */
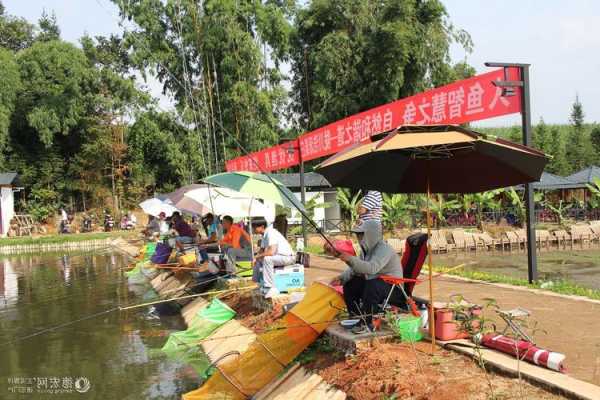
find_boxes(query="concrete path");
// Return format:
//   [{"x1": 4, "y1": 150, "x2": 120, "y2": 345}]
[{"x1": 306, "y1": 255, "x2": 600, "y2": 385}]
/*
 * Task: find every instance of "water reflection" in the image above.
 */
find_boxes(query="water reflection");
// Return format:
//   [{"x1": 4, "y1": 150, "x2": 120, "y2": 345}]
[{"x1": 0, "y1": 251, "x2": 198, "y2": 399}]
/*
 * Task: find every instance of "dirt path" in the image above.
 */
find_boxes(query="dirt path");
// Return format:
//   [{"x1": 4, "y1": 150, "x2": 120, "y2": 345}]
[{"x1": 306, "y1": 255, "x2": 600, "y2": 385}]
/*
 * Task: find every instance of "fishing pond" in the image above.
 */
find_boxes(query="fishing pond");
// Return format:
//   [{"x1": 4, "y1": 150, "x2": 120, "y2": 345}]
[{"x1": 0, "y1": 250, "x2": 198, "y2": 399}]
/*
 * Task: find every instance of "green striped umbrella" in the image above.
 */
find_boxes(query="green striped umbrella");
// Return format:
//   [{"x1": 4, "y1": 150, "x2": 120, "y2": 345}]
[{"x1": 203, "y1": 172, "x2": 307, "y2": 213}]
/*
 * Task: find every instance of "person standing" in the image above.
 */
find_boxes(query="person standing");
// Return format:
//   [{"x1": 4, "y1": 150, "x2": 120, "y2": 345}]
[
  {"x1": 252, "y1": 218, "x2": 295, "y2": 298},
  {"x1": 358, "y1": 190, "x2": 383, "y2": 223}
]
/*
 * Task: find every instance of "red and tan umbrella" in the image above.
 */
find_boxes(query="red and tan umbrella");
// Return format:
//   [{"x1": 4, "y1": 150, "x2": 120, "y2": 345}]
[{"x1": 316, "y1": 125, "x2": 548, "y2": 350}]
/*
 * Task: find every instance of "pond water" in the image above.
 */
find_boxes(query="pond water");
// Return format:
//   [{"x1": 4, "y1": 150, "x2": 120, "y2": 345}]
[
  {"x1": 436, "y1": 249, "x2": 600, "y2": 290},
  {"x1": 0, "y1": 250, "x2": 198, "y2": 399}
]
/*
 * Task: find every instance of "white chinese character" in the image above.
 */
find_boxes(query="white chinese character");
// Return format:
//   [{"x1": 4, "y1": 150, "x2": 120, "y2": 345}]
[
  {"x1": 264, "y1": 152, "x2": 271, "y2": 168},
  {"x1": 363, "y1": 116, "x2": 372, "y2": 137},
  {"x1": 345, "y1": 124, "x2": 353, "y2": 144},
  {"x1": 489, "y1": 78, "x2": 510, "y2": 110},
  {"x1": 372, "y1": 112, "x2": 383, "y2": 133},
  {"x1": 36, "y1": 377, "x2": 48, "y2": 389},
  {"x1": 431, "y1": 92, "x2": 447, "y2": 123},
  {"x1": 448, "y1": 87, "x2": 465, "y2": 119},
  {"x1": 62, "y1": 377, "x2": 73, "y2": 390},
  {"x1": 49, "y1": 377, "x2": 60, "y2": 389},
  {"x1": 352, "y1": 119, "x2": 361, "y2": 143},
  {"x1": 323, "y1": 130, "x2": 331, "y2": 150},
  {"x1": 403, "y1": 102, "x2": 416, "y2": 124},
  {"x1": 271, "y1": 150, "x2": 278, "y2": 167},
  {"x1": 417, "y1": 98, "x2": 431, "y2": 124},
  {"x1": 278, "y1": 149, "x2": 286, "y2": 164},
  {"x1": 337, "y1": 125, "x2": 345, "y2": 147},
  {"x1": 383, "y1": 108, "x2": 393, "y2": 131},
  {"x1": 465, "y1": 82, "x2": 484, "y2": 115}
]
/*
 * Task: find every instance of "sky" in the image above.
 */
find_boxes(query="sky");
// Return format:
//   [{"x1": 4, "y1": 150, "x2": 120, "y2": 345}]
[{"x1": 4, "y1": 0, "x2": 600, "y2": 127}]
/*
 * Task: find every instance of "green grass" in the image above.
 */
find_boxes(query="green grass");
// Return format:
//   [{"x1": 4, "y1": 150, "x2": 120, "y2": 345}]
[
  {"x1": 303, "y1": 243, "x2": 325, "y2": 255},
  {"x1": 0, "y1": 231, "x2": 137, "y2": 246},
  {"x1": 430, "y1": 266, "x2": 600, "y2": 301}
]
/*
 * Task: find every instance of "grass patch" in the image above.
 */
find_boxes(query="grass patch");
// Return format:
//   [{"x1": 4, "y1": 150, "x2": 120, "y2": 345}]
[
  {"x1": 303, "y1": 243, "x2": 325, "y2": 255},
  {"x1": 0, "y1": 231, "x2": 137, "y2": 246},
  {"x1": 430, "y1": 266, "x2": 600, "y2": 301}
]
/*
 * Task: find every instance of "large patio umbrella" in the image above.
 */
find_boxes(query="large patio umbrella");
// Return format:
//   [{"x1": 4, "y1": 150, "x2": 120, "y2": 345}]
[
  {"x1": 204, "y1": 172, "x2": 306, "y2": 213},
  {"x1": 184, "y1": 186, "x2": 273, "y2": 218},
  {"x1": 316, "y1": 125, "x2": 549, "y2": 350},
  {"x1": 139, "y1": 198, "x2": 179, "y2": 217}
]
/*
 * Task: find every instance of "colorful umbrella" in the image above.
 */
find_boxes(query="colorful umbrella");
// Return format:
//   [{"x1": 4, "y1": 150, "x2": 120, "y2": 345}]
[
  {"x1": 203, "y1": 172, "x2": 306, "y2": 213},
  {"x1": 139, "y1": 198, "x2": 179, "y2": 217},
  {"x1": 316, "y1": 125, "x2": 549, "y2": 351}
]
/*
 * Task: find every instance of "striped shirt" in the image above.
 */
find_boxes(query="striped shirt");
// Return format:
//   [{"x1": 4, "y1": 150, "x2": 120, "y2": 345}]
[{"x1": 359, "y1": 191, "x2": 383, "y2": 221}]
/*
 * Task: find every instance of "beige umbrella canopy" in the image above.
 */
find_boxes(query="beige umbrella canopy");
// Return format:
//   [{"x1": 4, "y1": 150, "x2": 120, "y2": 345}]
[{"x1": 316, "y1": 125, "x2": 549, "y2": 350}]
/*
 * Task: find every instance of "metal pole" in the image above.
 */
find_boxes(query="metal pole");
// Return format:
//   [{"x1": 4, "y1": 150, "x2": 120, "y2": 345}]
[
  {"x1": 300, "y1": 156, "x2": 308, "y2": 249},
  {"x1": 521, "y1": 65, "x2": 538, "y2": 283}
]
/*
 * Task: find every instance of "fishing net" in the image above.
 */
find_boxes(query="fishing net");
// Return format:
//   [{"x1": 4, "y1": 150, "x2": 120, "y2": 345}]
[
  {"x1": 162, "y1": 298, "x2": 236, "y2": 378},
  {"x1": 183, "y1": 282, "x2": 344, "y2": 399}
]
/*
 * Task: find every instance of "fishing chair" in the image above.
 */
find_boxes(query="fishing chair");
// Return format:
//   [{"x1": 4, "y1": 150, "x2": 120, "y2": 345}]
[{"x1": 380, "y1": 232, "x2": 429, "y2": 316}]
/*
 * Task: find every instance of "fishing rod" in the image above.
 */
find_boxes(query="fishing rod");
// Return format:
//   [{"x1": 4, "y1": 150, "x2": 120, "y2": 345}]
[{"x1": 118, "y1": 285, "x2": 258, "y2": 311}]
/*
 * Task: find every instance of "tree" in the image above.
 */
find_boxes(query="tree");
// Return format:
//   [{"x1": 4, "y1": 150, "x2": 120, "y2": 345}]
[
  {"x1": 111, "y1": 0, "x2": 294, "y2": 174},
  {"x1": 429, "y1": 194, "x2": 460, "y2": 227},
  {"x1": 547, "y1": 127, "x2": 569, "y2": 175},
  {"x1": 586, "y1": 177, "x2": 600, "y2": 210},
  {"x1": 508, "y1": 126, "x2": 521, "y2": 143},
  {"x1": 533, "y1": 118, "x2": 548, "y2": 152},
  {"x1": 290, "y1": 0, "x2": 473, "y2": 130},
  {"x1": 336, "y1": 188, "x2": 362, "y2": 230},
  {"x1": 0, "y1": 2, "x2": 35, "y2": 51},
  {"x1": 0, "y1": 48, "x2": 20, "y2": 162},
  {"x1": 565, "y1": 95, "x2": 588, "y2": 172},
  {"x1": 37, "y1": 10, "x2": 60, "y2": 42},
  {"x1": 590, "y1": 126, "x2": 600, "y2": 164},
  {"x1": 382, "y1": 193, "x2": 415, "y2": 230}
]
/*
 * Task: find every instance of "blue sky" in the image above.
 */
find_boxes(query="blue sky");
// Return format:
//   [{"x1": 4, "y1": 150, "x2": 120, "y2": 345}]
[{"x1": 4, "y1": 0, "x2": 600, "y2": 127}]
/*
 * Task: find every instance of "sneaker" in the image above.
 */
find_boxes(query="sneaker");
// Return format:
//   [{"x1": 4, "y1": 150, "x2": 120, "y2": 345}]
[{"x1": 264, "y1": 287, "x2": 280, "y2": 299}]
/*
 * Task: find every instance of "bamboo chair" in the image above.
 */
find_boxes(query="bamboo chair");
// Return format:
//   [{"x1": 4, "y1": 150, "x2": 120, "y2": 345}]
[
  {"x1": 552, "y1": 230, "x2": 571, "y2": 250},
  {"x1": 535, "y1": 230, "x2": 553, "y2": 251},
  {"x1": 433, "y1": 230, "x2": 454, "y2": 253},
  {"x1": 515, "y1": 229, "x2": 528, "y2": 250},
  {"x1": 475, "y1": 232, "x2": 499, "y2": 251},
  {"x1": 571, "y1": 225, "x2": 594, "y2": 249},
  {"x1": 451, "y1": 229, "x2": 475, "y2": 252},
  {"x1": 589, "y1": 224, "x2": 600, "y2": 246},
  {"x1": 386, "y1": 237, "x2": 406, "y2": 255},
  {"x1": 503, "y1": 231, "x2": 520, "y2": 252}
]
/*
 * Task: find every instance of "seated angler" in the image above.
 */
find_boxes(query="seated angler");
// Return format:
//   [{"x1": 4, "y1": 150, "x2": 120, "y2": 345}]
[
  {"x1": 327, "y1": 219, "x2": 403, "y2": 334},
  {"x1": 171, "y1": 212, "x2": 196, "y2": 251},
  {"x1": 252, "y1": 217, "x2": 295, "y2": 298},
  {"x1": 219, "y1": 215, "x2": 253, "y2": 274}
]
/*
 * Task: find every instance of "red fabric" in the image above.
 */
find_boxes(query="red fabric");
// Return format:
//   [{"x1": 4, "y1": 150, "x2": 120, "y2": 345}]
[
  {"x1": 226, "y1": 68, "x2": 522, "y2": 171},
  {"x1": 329, "y1": 239, "x2": 356, "y2": 256},
  {"x1": 479, "y1": 334, "x2": 565, "y2": 372}
]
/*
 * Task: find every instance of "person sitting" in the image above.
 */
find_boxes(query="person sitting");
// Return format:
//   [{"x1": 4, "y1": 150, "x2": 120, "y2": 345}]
[
  {"x1": 252, "y1": 217, "x2": 295, "y2": 298},
  {"x1": 171, "y1": 212, "x2": 196, "y2": 251},
  {"x1": 196, "y1": 213, "x2": 221, "y2": 264},
  {"x1": 219, "y1": 215, "x2": 253, "y2": 274},
  {"x1": 327, "y1": 219, "x2": 403, "y2": 334},
  {"x1": 158, "y1": 212, "x2": 170, "y2": 235},
  {"x1": 145, "y1": 215, "x2": 160, "y2": 236}
]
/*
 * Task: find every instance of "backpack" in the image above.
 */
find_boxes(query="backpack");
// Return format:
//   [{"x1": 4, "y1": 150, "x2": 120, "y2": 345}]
[{"x1": 151, "y1": 242, "x2": 172, "y2": 264}]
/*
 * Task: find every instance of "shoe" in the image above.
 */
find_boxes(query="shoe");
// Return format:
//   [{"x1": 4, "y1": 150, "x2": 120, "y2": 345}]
[{"x1": 264, "y1": 287, "x2": 280, "y2": 299}]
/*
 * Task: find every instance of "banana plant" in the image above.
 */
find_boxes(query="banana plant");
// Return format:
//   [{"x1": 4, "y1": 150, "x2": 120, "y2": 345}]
[
  {"x1": 586, "y1": 177, "x2": 600, "y2": 209},
  {"x1": 505, "y1": 187, "x2": 544, "y2": 226},
  {"x1": 336, "y1": 188, "x2": 362, "y2": 230},
  {"x1": 546, "y1": 200, "x2": 572, "y2": 226},
  {"x1": 428, "y1": 194, "x2": 460, "y2": 227},
  {"x1": 382, "y1": 193, "x2": 415, "y2": 230}
]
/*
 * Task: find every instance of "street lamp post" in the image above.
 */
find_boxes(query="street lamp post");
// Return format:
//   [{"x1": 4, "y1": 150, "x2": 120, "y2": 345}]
[{"x1": 485, "y1": 62, "x2": 538, "y2": 283}]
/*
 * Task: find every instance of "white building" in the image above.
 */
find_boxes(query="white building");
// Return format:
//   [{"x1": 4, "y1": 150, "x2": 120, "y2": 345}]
[
  {"x1": 270, "y1": 172, "x2": 342, "y2": 232},
  {"x1": 0, "y1": 172, "x2": 19, "y2": 238}
]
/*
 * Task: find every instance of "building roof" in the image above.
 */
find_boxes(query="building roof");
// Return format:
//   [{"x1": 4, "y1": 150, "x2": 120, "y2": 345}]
[
  {"x1": 0, "y1": 172, "x2": 19, "y2": 186},
  {"x1": 566, "y1": 165, "x2": 600, "y2": 185},
  {"x1": 515, "y1": 171, "x2": 584, "y2": 190},
  {"x1": 269, "y1": 172, "x2": 332, "y2": 191}
]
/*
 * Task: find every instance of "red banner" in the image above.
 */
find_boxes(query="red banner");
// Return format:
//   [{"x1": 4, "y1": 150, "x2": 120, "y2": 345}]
[{"x1": 226, "y1": 67, "x2": 521, "y2": 172}]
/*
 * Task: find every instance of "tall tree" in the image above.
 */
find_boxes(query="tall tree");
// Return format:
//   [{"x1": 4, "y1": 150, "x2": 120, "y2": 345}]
[
  {"x1": 565, "y1": 95, "x2": 588, "y2": 172},
  {"x1": 533, "y1": 117, "x2": 548, "y2": 152},
  {"x1": 547, "y1": 126, "x2": 569, "y2": 175},
  {"x1": 290, "y1": 0, "x2": 473, "y2": 130},
  {"x1": 0, "y1": 1, "x2": 35, "y2": 51},
  {"x1": 37, "y1": 10, "x2": 61, "y2": 42},
  {"x1": 0, "y1": 48, "x2": 20, "y2": 162},
  {"x1": 590, "y1": 125, "x2": 600, "y2": 165},
  {"x1": 112, "y1": 0, "x2": 294, "y2": 174}
]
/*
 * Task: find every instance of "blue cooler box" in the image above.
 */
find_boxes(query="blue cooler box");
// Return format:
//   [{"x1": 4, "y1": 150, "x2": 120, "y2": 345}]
[{"x1": 274, "y1": 264, "x2": 304, "y2": 293}]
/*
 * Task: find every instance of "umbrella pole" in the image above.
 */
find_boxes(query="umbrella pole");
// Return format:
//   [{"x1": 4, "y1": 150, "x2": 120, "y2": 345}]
[
  {"x1": 248, "y1": 198, "x2": 255, "y2": 266},
  {"x1": 427, "y1": 178, "x2": 436, "y2": 353}
]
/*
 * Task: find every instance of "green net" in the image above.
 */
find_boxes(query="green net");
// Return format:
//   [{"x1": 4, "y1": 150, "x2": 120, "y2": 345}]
[{"x1": 161, "y1": 299, "x2": 236, "y2": 378}]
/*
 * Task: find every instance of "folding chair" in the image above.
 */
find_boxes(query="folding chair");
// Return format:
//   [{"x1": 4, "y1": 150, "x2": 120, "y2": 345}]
[{"x1": 381, "y1": 233, "x2": 429, "y2": 316}]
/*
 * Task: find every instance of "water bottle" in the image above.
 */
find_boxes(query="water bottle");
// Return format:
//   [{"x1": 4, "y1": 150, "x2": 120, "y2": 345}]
[{"x1": 420, "y1": 304, "x2": 429, "y2": 330}]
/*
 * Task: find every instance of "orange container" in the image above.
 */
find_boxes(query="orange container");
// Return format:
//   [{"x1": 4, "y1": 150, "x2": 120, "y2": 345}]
[{"x1": 434, "y1": 307, "x2": 481, "y2": 341}]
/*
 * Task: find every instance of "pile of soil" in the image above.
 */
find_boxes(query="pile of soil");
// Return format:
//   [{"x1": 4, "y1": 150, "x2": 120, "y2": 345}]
[{"x1": 305, "y1": 341, "x2": 565, "y2": 400}]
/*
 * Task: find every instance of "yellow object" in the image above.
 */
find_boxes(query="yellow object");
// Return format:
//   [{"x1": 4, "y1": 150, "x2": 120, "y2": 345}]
[
  {"x1": 178, "y1": 253, "x2": 197, "y2": 267},
  {"x1": 183, "y1": 282, "x2": 344, "y2": 400}
]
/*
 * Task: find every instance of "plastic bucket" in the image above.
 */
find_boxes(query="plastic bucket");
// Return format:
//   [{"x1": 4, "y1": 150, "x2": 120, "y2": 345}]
[{"x1": 394, "y1": 316, "x2": 423, "y2": 342}]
